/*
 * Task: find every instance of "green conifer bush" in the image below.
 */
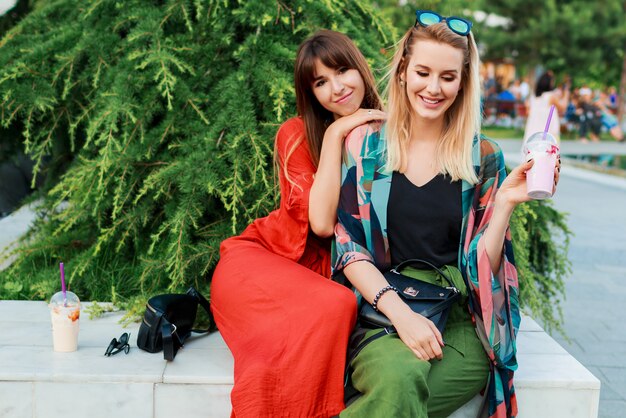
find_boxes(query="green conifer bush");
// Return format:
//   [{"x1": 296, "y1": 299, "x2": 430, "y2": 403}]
[
  {"x1": 0, "y1": 0, "x2": 395, "y2": 302},
  {"x1": 0, "y1": 0, "x2": 569, "y2": 331}
]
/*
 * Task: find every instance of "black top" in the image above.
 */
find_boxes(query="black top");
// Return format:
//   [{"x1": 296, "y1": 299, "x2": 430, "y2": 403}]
[{"x1": 388, "y1": 171, "x2": 462, "y2": 268}]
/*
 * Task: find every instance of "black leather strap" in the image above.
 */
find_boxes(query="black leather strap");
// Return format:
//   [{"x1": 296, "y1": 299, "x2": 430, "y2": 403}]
[
  {"x1": 187, "y1": 287, "x2": 218, "y2": 334},
  {"x1": 392, "y1": 258, "x2": 456, "y2": 288},
  {"x1": 344, "y1": 327, "x2": 393, "y2": 386},
  {"x1": 161, "y1": 321, "x2": 178, "y2": 361}
]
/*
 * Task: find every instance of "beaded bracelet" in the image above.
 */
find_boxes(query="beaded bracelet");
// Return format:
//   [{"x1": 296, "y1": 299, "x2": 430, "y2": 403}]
[{"x1": 372, "y1": 285, "x2": 398, "y2": 312}]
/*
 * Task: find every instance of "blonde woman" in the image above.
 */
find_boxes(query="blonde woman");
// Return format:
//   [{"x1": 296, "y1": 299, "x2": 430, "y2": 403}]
[{"x1": 333, "y1": 11, "x2": 560, "y2": 418}]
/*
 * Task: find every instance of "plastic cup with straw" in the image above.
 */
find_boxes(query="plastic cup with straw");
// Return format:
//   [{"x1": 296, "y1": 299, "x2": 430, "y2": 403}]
[
  {"x1": 49, "y1": 262, "x2": 81, "y2": 352},
  {"x1": 523, "y1": 104, "x2": 560, "y2": 199}
]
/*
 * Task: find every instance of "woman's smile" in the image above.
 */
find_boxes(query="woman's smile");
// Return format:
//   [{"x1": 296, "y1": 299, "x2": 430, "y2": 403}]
[
  {"x1": 335, "y1": 91, "x2": 353, "y2": 104},
  {"x1": 419, "y1": 95, "x2": 445, "y2": 108}
]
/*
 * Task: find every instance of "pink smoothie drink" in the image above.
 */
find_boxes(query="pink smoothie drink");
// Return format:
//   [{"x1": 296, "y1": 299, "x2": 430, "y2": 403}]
[
  {"x1": 523, "y1": 132, "x2": 559, "y2": 200},
  {"x1": 49, "y1": 291, "x2": 80, "y2": 352}
]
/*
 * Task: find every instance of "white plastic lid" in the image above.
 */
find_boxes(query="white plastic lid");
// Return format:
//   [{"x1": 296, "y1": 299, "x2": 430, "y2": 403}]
[
  {"x1": 50, "y1": 290, "x2": 80, "y2": 307},
  {"x1": 522, "y1": 132, "x2": 559, "y2": 155}
]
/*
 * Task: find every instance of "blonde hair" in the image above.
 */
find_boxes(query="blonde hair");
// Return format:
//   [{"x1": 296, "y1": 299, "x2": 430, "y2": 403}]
[{"x1": 384, "y1": 23, "x2": 481, "y2": 184}]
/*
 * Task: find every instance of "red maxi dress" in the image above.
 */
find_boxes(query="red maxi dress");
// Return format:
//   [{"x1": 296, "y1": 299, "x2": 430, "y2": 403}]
[{"x1": 211, "y1": 117, "x2": 357, "y2": 418}]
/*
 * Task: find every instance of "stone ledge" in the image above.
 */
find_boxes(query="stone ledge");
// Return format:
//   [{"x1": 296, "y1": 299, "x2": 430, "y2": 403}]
[
  {"x1": 0, "y1": 202, "x2": 40, "y2": 271},
  {"x1": 0, "y1": 301, "x2": 600, "y2": 418}
]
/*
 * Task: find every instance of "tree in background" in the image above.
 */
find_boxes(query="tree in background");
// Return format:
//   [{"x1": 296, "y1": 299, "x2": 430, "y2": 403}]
[
  {"x1": 0, "y1": 0, "x2": 569, "y2": 332},
  {"x1": 0, "y1": 0, "x2": 31, "y2": 164},
  {"x1": 0, "y1": 0, "x2": 394, "y2": 303},
  {"x1": 479, "y1": 0, "x2": 626, "y2": 90},
  {"x1": 376, "y1": 0, "x2": 476, "y2": 33}
]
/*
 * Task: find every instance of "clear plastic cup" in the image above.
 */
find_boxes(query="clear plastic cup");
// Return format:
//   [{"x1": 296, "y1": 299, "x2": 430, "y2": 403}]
[
  {"x1": 49, "y1": 291, "x2": 81, "y2": 352},
  {"x1": 522, "y1": 132, "x2": 559, "y2": 199}
]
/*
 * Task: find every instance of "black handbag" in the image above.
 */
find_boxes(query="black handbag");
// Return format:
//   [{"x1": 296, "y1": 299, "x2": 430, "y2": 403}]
[
  {"x1": 344, "y1": 260, "x2": 488, "y2": 417},
  {"x1": 345, "y1": 259, "x2": 461, "y2": 389},
  {"x1": 137, "y1": 287, "x2": 216, "y2": 361},
  {"x1": 358, "y1": 258, "x2": 461, "y2": 332}
]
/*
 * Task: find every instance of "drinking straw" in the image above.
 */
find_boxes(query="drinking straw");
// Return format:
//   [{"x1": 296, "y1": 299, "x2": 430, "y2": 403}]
[
  {"x1": 60, "y1": 262, "x2": 66, "y2": 305},
  {"x1": 544, "y1": 104, "x2": 556, "y2": 138}
]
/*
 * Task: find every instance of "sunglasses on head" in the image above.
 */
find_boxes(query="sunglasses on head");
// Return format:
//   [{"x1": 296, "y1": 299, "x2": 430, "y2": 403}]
[
  {"x1": 415, "y1": 10, "x2": 472, "y2": 36},
  {"x1": 104, "y1": 332, "x2": 131, "y2": 357}
]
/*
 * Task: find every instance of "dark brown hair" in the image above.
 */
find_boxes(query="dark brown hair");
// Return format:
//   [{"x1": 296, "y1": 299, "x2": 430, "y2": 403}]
[
  {"x1": 293, "y1": 30, "x2": 383, "y2": 166},
  {"x1": 535, "y1": 72, "x2": 555, "y2": 97}
]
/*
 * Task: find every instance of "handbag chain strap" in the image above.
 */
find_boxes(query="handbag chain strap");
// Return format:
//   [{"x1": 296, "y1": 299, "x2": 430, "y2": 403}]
[{"x1": 391, "y1": 258, "x2": 457, "y2": 289}]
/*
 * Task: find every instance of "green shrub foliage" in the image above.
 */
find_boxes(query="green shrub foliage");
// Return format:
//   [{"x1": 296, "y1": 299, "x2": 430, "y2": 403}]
[
  {"x1": 0, "y1": 0, "x2": 569, "y2": 331},
  {"x1": 510, "y1": 200, "x2": 571, "y2": 334},
  {"x1": 0, "y1": 0, "x2": 395, "y2": 301}
]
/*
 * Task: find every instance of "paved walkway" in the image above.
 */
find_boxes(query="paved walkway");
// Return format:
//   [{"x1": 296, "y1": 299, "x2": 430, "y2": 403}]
[
  {"x1": 499, "y1": 139, "x2": 626, "y2": 418},
  {"x1": 548, "y1": 168, "x2": 626, "y2": 418}
]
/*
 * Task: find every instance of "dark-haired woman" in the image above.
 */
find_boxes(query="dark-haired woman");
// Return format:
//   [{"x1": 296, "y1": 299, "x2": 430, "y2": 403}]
[
  {"x1": 211, "y1": 30, "x2": 385, "y2": 418},
  {"x1": 523, "y1": 71, "x2": 570, "y2": 143}
]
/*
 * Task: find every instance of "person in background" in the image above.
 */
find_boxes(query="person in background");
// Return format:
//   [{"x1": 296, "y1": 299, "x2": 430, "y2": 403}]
[
  {"x1": 496, "y1": 81, "x2": 517, "y2": 123},
  {"x1": 607, "y1": 86, "x2": 618, "y2": 112},
  {"x1": 509, "y1": 79, "x2": 522, "y2": 101},
  {"x1": 577, "y1": 87, "x2": 602, "y2": 143},
  {"x1": 523, "y1": 71, "x2": 569, "y2": 143},
  {"x1": 519, "y1": 76, "x2": 530, "y2": 102},
  {"x1": 596, "y1": 89, "x2": 624, "y2": 142},
  {"x1": 564, "y1": 88, "x2": 581, "y2": 134}
]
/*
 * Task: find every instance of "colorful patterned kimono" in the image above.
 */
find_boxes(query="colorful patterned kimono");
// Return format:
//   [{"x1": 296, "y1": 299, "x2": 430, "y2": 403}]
[{"x1": 332, "y1": 122, "x2": 520, "y2": 418}]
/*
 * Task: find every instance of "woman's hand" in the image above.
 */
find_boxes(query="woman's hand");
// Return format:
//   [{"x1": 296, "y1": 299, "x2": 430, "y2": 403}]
[
  {"x1": 484, "y1": 156, "x2": 561, "y2": 273},
  {"x1": 496, "y1": 160, "x2": 534, "y2": 208},
  {"x1": 391, "y1": 306, "x2": 444, "y2": 361},
  {"x1": 553, "y1": 157, "x2": 561, "y2": 195},
  {"x1": 356, "y1": 264, "x2": 444, "y2": 362},
  {"x1": 496, "y1": 157, "x2": 561, "y2": 208},
  {"x1": 325, "y1": 108, "x2": 386, "y2": 141}
]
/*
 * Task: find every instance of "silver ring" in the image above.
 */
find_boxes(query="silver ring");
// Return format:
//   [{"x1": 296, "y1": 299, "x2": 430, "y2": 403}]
[{"x1": 368, "y1": 110, "x2": 372, "y2": 115}]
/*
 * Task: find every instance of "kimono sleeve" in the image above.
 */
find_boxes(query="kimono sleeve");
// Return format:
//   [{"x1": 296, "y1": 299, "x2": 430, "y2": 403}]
[
  {"x1": 463, "y1": 139, "x2": 521, "y2": 371},
  {"x1": 332, "y1": 126, "x2": 376, "y2": 276}
]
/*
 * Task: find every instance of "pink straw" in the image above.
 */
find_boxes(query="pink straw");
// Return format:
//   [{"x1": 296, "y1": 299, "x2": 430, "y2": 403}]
[
  {"x1": 60, "y1": 262, "x2": 67, "y2": 305},
  {"x1": 544, "y1": 105, "x2": 556, "y2": 137}
]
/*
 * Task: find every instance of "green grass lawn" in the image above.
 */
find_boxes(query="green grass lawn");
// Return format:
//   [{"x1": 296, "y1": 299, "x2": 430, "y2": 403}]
[
  {"x1": 482, "y1": 126, "x2": 617, "y2": 141},
  {"x1": 482, "y1": 127, "x2": 524, "y2": 139}
]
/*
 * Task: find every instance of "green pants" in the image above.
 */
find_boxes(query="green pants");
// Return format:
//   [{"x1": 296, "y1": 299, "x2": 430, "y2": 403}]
[{"x1": 341, "y1": 266, "x2": 490, "y2": 418}]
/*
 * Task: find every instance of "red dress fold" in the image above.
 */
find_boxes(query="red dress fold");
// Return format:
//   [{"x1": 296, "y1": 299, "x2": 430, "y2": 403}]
[{"x1": 211, "y1": 117, "x2": 357, "y2": 418}]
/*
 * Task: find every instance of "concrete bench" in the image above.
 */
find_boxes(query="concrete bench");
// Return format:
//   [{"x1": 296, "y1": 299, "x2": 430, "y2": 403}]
[
  {"x1": 0, "y1": 300, "x2": 599, "y2": 418},
  {"x1": 0, "y1": 202, "x2": 40, "y2": 271}
]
